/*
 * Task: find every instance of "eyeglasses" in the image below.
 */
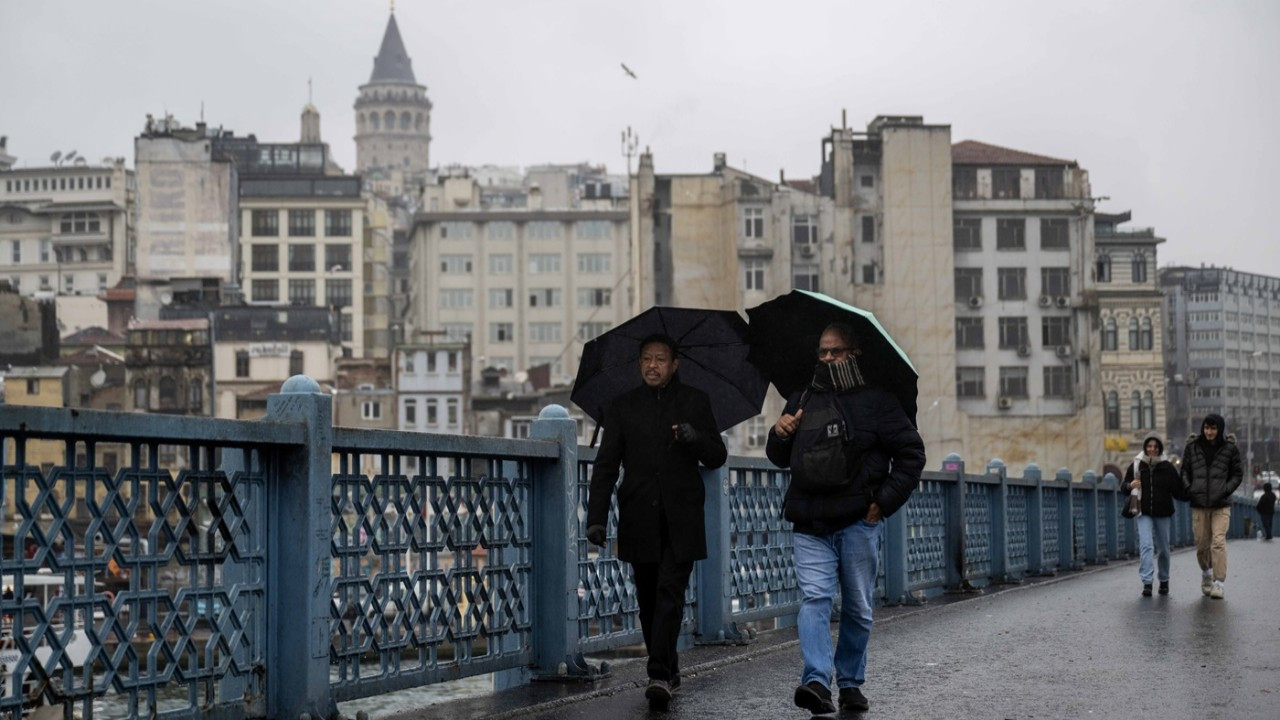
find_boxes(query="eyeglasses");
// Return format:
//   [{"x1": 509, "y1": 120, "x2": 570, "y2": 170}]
[{"x1": 816, "y1": 347, "x2": 849, "y2": 359}]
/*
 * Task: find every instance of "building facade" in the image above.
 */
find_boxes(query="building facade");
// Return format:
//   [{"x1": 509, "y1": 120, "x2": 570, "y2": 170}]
[
  {"x1": 124, "y1": 317, "x2": 212, "y2": 416},
  {"x1": 395, "y1": 337, "x2": 471, "y2": 440}
]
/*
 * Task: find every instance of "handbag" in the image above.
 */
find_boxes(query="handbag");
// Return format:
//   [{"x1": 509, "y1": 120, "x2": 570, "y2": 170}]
[{"x1": 1121, "y1": 490, "x2": 1141, "y2": 519}]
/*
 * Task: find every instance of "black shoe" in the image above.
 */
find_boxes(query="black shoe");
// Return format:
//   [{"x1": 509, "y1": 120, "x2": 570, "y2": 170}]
[
  {"x1": 670, "y1": 674, "x2": 681, "y2": 694},
  {"x1": 839, "y1": 686, "x2": 870, "y2": 712},
  {"x1": 645, "y1": 678, "x2": 672, "y2": 710},
  {"x1": 1142, "y1": 583, "x2": 1153, "y2": 597},
  {"x1": 1158, "y1": 581, "x2": 1169, "y2": 595},
  {"x1": 794, "y1": 681, "x2": 836, "y2": 714}
]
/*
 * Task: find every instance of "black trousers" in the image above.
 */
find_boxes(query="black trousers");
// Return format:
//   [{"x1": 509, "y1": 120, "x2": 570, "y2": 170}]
[
  {"x1": 1261, "y1": 511, "x2": 1275, "y2": 540},
  {"x1": 630, "y1": 522, "x2": 694, "y2": 683}
]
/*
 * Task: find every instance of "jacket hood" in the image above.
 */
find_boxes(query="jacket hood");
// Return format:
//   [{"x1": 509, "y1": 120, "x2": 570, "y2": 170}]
[
  {"x1": 1141, "y1": 433, "x2": 1165, "y2": 456},
  {"x1": 1201, "y1": 413, "x2": 1227, "y2": 443}
]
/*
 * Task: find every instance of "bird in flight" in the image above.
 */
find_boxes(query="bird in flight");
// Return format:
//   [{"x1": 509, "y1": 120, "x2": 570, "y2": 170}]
[{"x1": 620, "y1": 63, "x2": 637, "y2": 79}]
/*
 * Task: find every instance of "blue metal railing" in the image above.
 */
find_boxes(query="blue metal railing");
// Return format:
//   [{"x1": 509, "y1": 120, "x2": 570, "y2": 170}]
[{"x1": 0, "y1": 387, "x2": 1262, "y2": 718}]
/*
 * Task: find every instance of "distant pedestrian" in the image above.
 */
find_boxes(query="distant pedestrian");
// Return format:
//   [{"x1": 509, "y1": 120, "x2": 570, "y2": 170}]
[
  {"x1": 766, "y1": 323, "x2": 925, "y2": 715},
  {"x1": 585, "y1": 334, "x2": 727, "y2": 711},
  {"x1": 1123, "y1": 434, "x2": 1182, "y2": 596},
  {"x1": 1180, "y1": 414, "x2": 1244, "y2": 599},
  {"x1": 1257, "y1": 482, "x2": 1276, "y2": 541}
]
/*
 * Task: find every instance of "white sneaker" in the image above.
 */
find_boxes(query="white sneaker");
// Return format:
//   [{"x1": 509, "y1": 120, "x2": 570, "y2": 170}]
[
  {"x1": 1201, "y1": 575, "x2": 1213, "y2": 596},
  {"x1": 1209, "y1": 581, "x2": 1224, "y2": 600}
]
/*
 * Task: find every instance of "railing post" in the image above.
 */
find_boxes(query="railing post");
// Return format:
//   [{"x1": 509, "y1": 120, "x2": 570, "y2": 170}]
[
  {"x1": 1056, "y1": 468, "x2": 1078, "y2": 571},
  {"x1": 1024, "y1": 464, "x2": 1044, "y2": 576},
  {"x1": 263, "y1": 375, "x2": 335, "y2": 720},
  {"x1": 697, "y1": 464, "x2": 748, "y2": 642},
  {"x1": 986, "y1": 459, "x2": 1008, "y2": 583},
  {"x1": 942, "y1": 453, "x2": 967, "y2": 591},
  {"x1": 1102, "y1": 472, "x2": 1119, "y2": 560},
  {"x1": 883, "y1": 478, "x2": 911, "y2": 605},
  {"x1": 1081, "y1": 470, "x2": 1099, "y2": 565},
  {"x1": 528, "y1": 404, "x2": 601, "y2": 679}
]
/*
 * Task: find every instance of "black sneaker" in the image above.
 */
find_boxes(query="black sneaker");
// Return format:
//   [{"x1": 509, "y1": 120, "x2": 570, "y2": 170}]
[
  {"x1": 794, "y1": 681, "x2": 836, "y2": 714},
  {"x1": 839, "y1": 686, "x2": 870, "y2": 712},
  {"x1": 1158, "y1": 581, "x2": 1169, "y2": 595},
  {"x1": 1142, "y1": 583, "x2": 1153, "y2": 597},
  {"x1": 670, "y1": 674, "x2": 681, "y2": 694},
  {"x1": 645, "y1": 678, "x2": 672, "y2": 710}
]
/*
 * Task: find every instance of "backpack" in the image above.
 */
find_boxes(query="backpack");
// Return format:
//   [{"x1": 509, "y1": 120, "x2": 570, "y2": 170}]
[{"x1": 789, "y1": 390, "x2": 859, "y2": 494}]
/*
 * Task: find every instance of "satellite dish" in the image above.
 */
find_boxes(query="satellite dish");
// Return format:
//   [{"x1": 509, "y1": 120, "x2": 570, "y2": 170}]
[
  {"x1": 64, "y1": 150, "x2": 77, "y2": 162},
  {"x1": 514, "y1": 371, "x2": 529, "y2": 383},
  {"x1": 73, "y1": 157, "x2": 87, "y2": 166},
  {"x1": 50, "y1": 151, "x2": 62, "y2": 164},
  {"x1": 90, "y1": 369, "x2": 106, "y2": 388},
  {"x1": 159, "y1": 291, "x2": 173, "y2": 305}
]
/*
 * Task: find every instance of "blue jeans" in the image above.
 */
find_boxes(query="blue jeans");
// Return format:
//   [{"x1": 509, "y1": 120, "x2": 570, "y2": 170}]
[
  {"x1": 1136, "y1": 514, "x2": 1172, "y2": 584},
  {"x1": 793, "y1": 520, "x2": 882, "y2": 690}
]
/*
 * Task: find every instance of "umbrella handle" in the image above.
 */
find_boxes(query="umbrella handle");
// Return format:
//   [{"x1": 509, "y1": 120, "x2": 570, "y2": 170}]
[{"x1": 590, "y1": 423, "x2": 602, "y2": 448}]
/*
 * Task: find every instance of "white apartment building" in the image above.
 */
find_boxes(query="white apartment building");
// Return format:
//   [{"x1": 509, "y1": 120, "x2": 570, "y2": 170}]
[{"x1": 395, "y1": 339, "x2": 470, "y2": 439}]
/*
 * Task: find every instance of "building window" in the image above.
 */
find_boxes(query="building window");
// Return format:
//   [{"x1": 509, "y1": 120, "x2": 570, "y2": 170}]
[
  {"x1": 529, "y1": 322, "x2": 562, "y2": 343},
  {"x1": 133, "y1": 379, "x2": 147, "y2": 409},
  {"x1": 577, "y1": 288, "x2": 612, "y2": 307},
  {"x1": 1040, "y1": 218, "x2": 1069, "y2": 249},
  {"x1": 1129, "y1": 391, "x2": 1141, "y2": 429},
  {"x1": 861, "y1": 216, "x2": 875, "y2": 244},
  {"x1": 997, "y1": 267, "x2": 1026, "y2": 300},
  {"x1": 1096, "y1": 253, "x2": 1112, "y2": 283},
  {"x1": 439, "y1": 289, "x2": 474, "y2": 308},
  {"x1": 1041, "y1": 267, "x2": 1070, "y2": 297},
  {"x1": 743, "y1": 259, "x2": 766, "y2": 291},
  {"x1": 1128, "y1": 317, "x2": 1140, "y2": 350},
  {"x1": 59, "y1": 212, "x2": 101, "y2": 234},
  {"x1": 324, "y1": 244, "x2": 352, "y2": 271},
  {"x1": 289, "y1": 350, "x2": 304, "y2": 376},
  {"x1": 1140, "y1": 316, "x2": 1153, "y2": 350},
  {"x1": 98, "y1": 273, "x2": 108, "y2": 292},
  {"x1": 26, "y1": 378, "x2": 40, "y2": 395},
  {"x1": 792, "y1": 215, "x2": 817, "y2": 245},
  {"x1": 189, "y1": 379, "x2": 203, "y2": 410},
  {"x1": 361, "y1": 401, "x2": 382, "y2": 420},
  {"x1": 956, "y1": 367, "x2": 985, "y2": 397},
  {"x1": 577, "y1": 253, "x2": 611, "y2": 273},
  {"x1": 39, "y1": 239, "x2": 50, "y2": 263},
  {"x1": 251, "y1": 279, "x2": 278, "y2": 302},
  {"x1": 528, "y1": 288, "x2": 562, "y2": 308},
  {"x1": 489, "y1": 288, "x2": 513, "y2": 307},
  {"x1": 861, "y1": 264, "x2": 877, "y2": 285},
  {"x1": 426, "y1": 399, "x2": 438, "y2": 426},
  {"x1": 527, "y1": 254, "x2": 560, "y2": 274},
  {"x1": 288, "y1": 279, "x2": 316, "y2": 306},
  {"x1": 793, "y1": 265, "x2": 819, "y2": 292},
  {"x1": 575, "y1": 221, "x2": 612, "y2": 240},
  {"x1": 1131, "y1": 252, "x2": 1148, "y2": 283},
  {"x1": 10, "y1": 240, "x2": 19, "y2": 263},
  {"x1": 956, "y1": 317, "x2": 984, "y2": 349},
  {"x1": 235, "y1": 351, "x2": 250, "y2": 378},
  {"x1": 251, "y1": 210, "x2": 279, "y2": 236},
  {"x1": 998, "y1": 317, "x2": 1028, "y2": 349},
  {"x1": 341, "y1": 313, "x2": 354, "y2": 342},
  {"x1": 1142, "y1": 390, "x2": 1155, "y2": 429},
  {"x1": 954, "y1": 218, "x2": 982, "y2": 251},
  {"x1": 1102, "y1": 317, "x2": 1118, "y2": 351},
  {"x1": 742, "y1": 207, "x2": 764, "y2": 238},
  {"x1": 578, "y1": 321, "x2": 611, "y2": 340},
  {"x1": 324, "y1": 210, "x2": 352, "y2": 237},
  {"x1": 288, "y1": 244, "x2": 315, "y2": 272},
  {"x1": 954, "y1": 268, "x2": 983, "y2": 300},
  {"x1": 1105, "y1": 391, "x2": 1120, "y2": 430},
  {"x1": 1041, "y1": 316, "x2": 1071, "y2": 347},
  {"x1": 446, "y1": 398, "x2": 459, "y2": 428},
  {"x1": 992, "y1": 168, "x2": 1021, "y2": 199},
  {"x1": 326, "y1": 279, "x2": 352, "y2": 308},
  {"x1": 999, "y1": 367, "x2": 1029, "y2": 398},
  {"x1": 526, "y1": 221, "x2": 561, "y2": 240},
  {"x1": 64, "y1": 275, "x2": 74, "y2": 293},
  {"x1": 440, "y1": 254, "x2": 473, "y2": 273},
  {"x1": 996, "y1": 218, "x2": 1025, "y2": 250},
  {"x1": 860, "y1": 175, "x2": 875, "y2": 188},
  {"x1": 439, "y1": 221, "x2": 473, "y2": 239},
  {"x1": 953, "y1": 167, "x2": 977, "y2": 199},
  {"x1": 490, "y1": 322, "x2": 514, "y2": 342},
  {"x1": 1044, "y1": 366, "x2": 1073, "y2": 398},
  {"x1": 489, "y1": 253, "x2": 513, "y2": 274},
  {"x1": 487, "y1": 222, "x2": 515, "y2": 240},
  {"x1": 288, "y1": 210, "x2": 315, "y2": 237},
  {"x1": 404, "y1": 399, "x2": 417, "y2": 427},
  {"x1": 1034, "y1": 169, "x2": 1064, "y2": 199},
  {"x1": 745, "y1": 416, "x2": 768, "y2": 448},
  {"x1": 251, "y1": 244, "x2": 279, "y2": 272}
]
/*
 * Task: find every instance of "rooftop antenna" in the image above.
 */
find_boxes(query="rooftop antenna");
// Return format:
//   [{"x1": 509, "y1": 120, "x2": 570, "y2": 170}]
[
  {"x1": 621, "y1": 126, "x2": 639, "y2": 176},
  {"x1": 200, "y1": 100, "x2": 204, "y2": 123},
  {"x1": 390, "y1": 0, "x2": 395, "y2": 12}
]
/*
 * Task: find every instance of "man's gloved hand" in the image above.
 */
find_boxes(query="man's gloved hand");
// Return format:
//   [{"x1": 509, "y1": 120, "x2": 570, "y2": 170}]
[
  {"x1": 673, "y1": 423, "x2": 701, "y2": 445},
  {"x1": 586, "y1": 525, "x2": 607, "y2": 547}
]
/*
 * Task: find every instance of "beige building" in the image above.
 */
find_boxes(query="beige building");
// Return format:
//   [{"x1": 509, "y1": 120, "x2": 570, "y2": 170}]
[
  {"x1": 209, "y1": 306, "x2": 340, "y2": 419},
  {"x1": 3, "y1": 366, "x2": 73, "y2": 472}
]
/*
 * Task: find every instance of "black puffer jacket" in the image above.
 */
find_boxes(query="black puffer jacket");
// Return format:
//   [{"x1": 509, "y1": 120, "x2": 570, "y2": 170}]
[
  {"x1": 766, "y1": 384, "x2": 925, "y2": 535},
  {"x1": 1180, "y1": 414, "x2": 1243, "y2": 509},
  {"x1": 1122, "y1": 454, "x2": 1182, "y2": 517}
]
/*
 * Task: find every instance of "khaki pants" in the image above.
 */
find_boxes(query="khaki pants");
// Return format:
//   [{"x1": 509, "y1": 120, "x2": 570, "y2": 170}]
[{"x1": 1191, "y1": 506, "x2": 1231, "y2": 581}]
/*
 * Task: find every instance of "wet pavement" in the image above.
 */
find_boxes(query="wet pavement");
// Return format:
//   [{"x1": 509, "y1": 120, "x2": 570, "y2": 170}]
[{"x1": 399, "y1": 539, "x2": 1280, "y2": 719}]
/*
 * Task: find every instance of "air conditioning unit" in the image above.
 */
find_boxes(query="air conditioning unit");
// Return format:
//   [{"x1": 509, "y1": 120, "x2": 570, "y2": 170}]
[
  {"x1": 1038, "y1": 295, "x2": 1053, "y2": 308},
  {"x1": 968, "y1": 295, "x2": 983, "y2": 308},
  {"x1": 1055, "y1": 296, "x2": 1071, "y2": 308},
  {"x1": 799, "y1": 243, "x2": 815, "y2": 257},
  {"x1": 997, "y1": 396, "x2": 1014, "y2": 409},
  {"x1": 1017, "y1": 345, "x2": 1031, "y2": 358},
  {"x1": 1056, "y1": 344, "x2": 1072, "y2": 358}
]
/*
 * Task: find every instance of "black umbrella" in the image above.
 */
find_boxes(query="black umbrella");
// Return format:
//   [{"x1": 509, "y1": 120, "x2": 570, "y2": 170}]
[
  {"x1": 745, "y1": 290, "x2": 919, "y2": 424},
  {"x1": 571, "y1": 306, "x2": 767, "y2": 433}
]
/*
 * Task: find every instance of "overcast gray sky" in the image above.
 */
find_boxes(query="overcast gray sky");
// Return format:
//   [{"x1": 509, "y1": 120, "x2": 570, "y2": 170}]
[{"x1": 3, "y1": 0, "x2": 1277, "y2": 274}]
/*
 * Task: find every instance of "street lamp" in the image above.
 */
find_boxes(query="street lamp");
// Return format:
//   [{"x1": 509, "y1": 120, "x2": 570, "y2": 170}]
[{"x1": 1249, "y1": 349, "x2": 1263, "y2": 482}]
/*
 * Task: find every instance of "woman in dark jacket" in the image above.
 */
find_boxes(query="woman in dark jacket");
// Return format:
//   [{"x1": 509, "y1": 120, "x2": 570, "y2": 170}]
[{"x1": 1123, "y1": 434, "x2": 1182, "y2": 596}]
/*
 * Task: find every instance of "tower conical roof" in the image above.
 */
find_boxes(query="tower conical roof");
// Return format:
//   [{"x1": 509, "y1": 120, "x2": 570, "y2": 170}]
[{"x1": 369, "y1": 13, "x2": 417, "y2": 84}]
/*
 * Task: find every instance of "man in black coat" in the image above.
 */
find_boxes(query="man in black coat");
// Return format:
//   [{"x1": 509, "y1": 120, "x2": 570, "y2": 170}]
[
  {"x1": 585, "y1": 334, "x2": 727, "y2": 710},
  {"x1": 1181, "y1": 413, "x2": 1243, "y2": 599},
  {"x1": 1257, "y1": 482, "x2": 1276, "y2": 541}
]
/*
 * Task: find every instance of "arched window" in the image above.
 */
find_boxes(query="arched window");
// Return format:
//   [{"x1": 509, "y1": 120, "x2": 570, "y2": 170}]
[
  {"x1": 1102, "y1": 317, "x2": 1117, "y2": 351},
  {"x1": 1130, "y1": 391, "x2": 1141, "y2": 429},
  {"x1": 133, "y1": 379, "x2": 148, "y2": 410},
  {"x1": 370, "y1": 113, "x2": 380, "y2": 131},
  {"x1": 1097, "y1": 253, "x2": 1112, "y2": 283},
  {"x1": 1128, "y1": 317, "x2": 1139, "y2": 350},
  {"x1": 1142, "y1": 390, "x2": 1155, "y2": 429},
  {"x1": 189, "y1": 378, "x2": 203, "y2": 410},
  {"x1": 1105, "y1": 391, "x2": 1120, "y2": 430},
  {"x1": 159, "y1": 376, "x2": 177, "y2": 407},
  {"x1": 1140, "y1": 317, "x2": 1153, "y2": 350},
  {"x1": 400, "y1": 111, "x2": 411, "y2": 130},
  {"x1": 415, "y1": 112, "x2": 424, "y2": 130},
  {"x1": 1131, "y1": 252, "x2": 1148, "y2": 283},
  {"x1": 383, "y1": 110, "x2": 395, "y2": 130}
]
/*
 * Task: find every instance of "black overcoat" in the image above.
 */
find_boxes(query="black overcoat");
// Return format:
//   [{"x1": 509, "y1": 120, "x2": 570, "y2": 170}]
[{"x1": 586, "y1": 375, "x2": 727, "y2": 564}]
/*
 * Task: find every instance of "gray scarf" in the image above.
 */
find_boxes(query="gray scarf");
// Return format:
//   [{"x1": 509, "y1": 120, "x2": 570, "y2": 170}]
[{"x1": 809, "y1": 356, "x2": 866, "y2": 393}]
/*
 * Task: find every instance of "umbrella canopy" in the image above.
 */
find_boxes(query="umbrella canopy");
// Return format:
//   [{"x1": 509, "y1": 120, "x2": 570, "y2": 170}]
[
  {"x1": 571, "y1": 306, "x2": 768, "y2": 432},
  {"x1": 746, "y1": 290, "x2": 919, "y2": 424}
]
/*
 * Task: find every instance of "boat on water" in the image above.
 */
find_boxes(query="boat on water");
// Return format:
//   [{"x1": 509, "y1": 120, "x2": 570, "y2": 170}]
[{"x1": 0, "y1": 570, "x2": 97, "y2": 719}]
